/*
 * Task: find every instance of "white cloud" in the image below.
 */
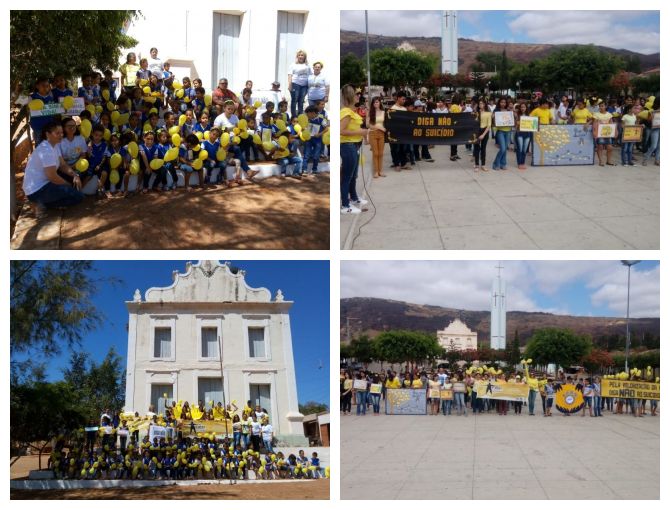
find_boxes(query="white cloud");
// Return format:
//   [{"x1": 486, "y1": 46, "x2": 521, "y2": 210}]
[
  {"x1": 507, "y1": 11, "x2": 660, "y2": 54},
  {"x1": 340, "y1": 10, "x2": 443, "y2": 38},
  {"x1": 341, "y1": 261, "x2": 659, "y2": 318}
]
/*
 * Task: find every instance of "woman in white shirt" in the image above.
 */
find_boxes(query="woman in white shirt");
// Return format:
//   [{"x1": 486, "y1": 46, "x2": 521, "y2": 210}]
[
  {"x1": 307, "y1": 61, "x2": 329, "y2": 107},
  {"x1": 23, "y1": 119, "x2": 83, "y2": 213},
  {"x1": 261, "y1": 418, "x2": 274, "y2": 453},
  {"x1": 147, "y1": 47, "x2": 163, "y2": 82},
  {"x1": 288, "y1": 49, "x2": 311, "y2": 119}
]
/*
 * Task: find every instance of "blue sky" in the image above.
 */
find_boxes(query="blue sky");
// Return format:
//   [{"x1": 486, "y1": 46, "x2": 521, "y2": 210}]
[
  {"x1": 341, "y1": 10, "x2": 660, "y2": 54},
  {"x1": 341, "y1": 261, "x2": 660, "y2": 318},
  {"x1": 13, "y1": 261, "x2": 330, "y2": 406}
]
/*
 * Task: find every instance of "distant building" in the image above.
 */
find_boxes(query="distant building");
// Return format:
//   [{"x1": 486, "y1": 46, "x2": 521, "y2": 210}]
[
  {"x1": 491, "y1": 263, "x2": 507, "y2": 350},
  {"x1": 437, "y1": 318, "x2": 477, "y2": 351}
]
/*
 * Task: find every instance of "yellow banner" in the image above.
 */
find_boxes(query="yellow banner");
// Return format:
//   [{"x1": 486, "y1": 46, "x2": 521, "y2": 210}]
[
  {"x1": 601, "y1": 380, "x2": 660, "y2": 400},
  {"x1": 474, "y1": 380, "x2": 529, "y2": 402}
]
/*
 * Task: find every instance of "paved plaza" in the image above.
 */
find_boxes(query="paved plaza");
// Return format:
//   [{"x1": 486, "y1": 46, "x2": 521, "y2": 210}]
[
  {"x1": 341, "y1": 411, "x2": 659, "y2": 499},
  {"x1": 341, "y1": 145, "x2": 659, "y2": 250}
]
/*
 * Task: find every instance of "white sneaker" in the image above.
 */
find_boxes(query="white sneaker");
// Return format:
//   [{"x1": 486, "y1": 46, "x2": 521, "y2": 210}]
[
  {"x1": 353, "y1": 198, "x2": 368, "y2": 206},
  {"x1": 341, "y1": 205, "x2": 361, "y2": 214}
]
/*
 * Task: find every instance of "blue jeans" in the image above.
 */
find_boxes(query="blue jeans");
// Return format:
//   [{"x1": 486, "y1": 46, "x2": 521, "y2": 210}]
[
  {"x1": 204, "y1": 160, "x2": 226, "y2": 183},
  {"x1": 356, "y1": 391, "x2": 368, "y2": 415},
  {"x1": 594, "y1": 396, "x2": 602, "y2": 416},
  {"x1": 27, "y1": 181, "x2": 84, "y2": 209},
  {"x1": 233, "y1": 431, "x2": 242, "y2": 446},
  {"x1": 263, "y1": 439, "x2": 274, "y2": 453},
  {"x1": 515, "y1": 132, "x2": 532, "y2": 165},
  {"x1": 370, "y1": 393, "x2": 381, "y2": 413},
  {"x1": 528, "y1": 389, "x2": 537, "y2": 415},
  {"x1": 493, "y1": 130, "x2": 510, "y2": 169},
  {"x1": 228, "y1": 145, "x2": 251, "y2": 171},
  {"x1": 584, "y1": 396, "x2": 593, "y2": 409},
  {"x1": 621, "y1": 142, "x2": 634, "y2": 165},
  {"x1": 302, "y1": 138, "x2": 323, "y2": 173},
  {"x1": 453, "y1": 393, "x2": 466, "y2": 414},
  {"x1": 546, "y1": 396, "x2": 553, "y2": 412},
  {"x1": 441, "y1": 399, "x2": 452, "y2": 415},
  {"x1": 279, "y1": 155, "x2": 302, "y2": 175},
  {"x1": 242, "y1": 434, "x2": 250, "y2": 449},
  {"x1": 290, "y1": 84, "x2": 308, "y2": 118},
  {"x1": 341, "y1": 143, "x2": 360, "y2": 207},
  {"x1": 644, "y1": 128, "x2": 659, "y2": 162}
]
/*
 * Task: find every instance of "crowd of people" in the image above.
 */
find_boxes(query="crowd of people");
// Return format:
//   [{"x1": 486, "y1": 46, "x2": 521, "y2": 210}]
[
  {"x1": 23, "y1": 48, "x2": 330, "y2": 215},
  {"x1": 340, "y1": 364, "x2": 659, "y2": 418},
  {"x1": 47, "y1": 400, "x2": 327, "y2": 482},
  {"x1": 340, "y1": 86, "x2": 660, "y2": 213}
]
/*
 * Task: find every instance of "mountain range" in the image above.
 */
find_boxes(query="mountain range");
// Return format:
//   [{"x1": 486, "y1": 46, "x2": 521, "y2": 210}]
[
  {"x1": 340, "y1": 297, "x2": 660, "y2": 346},
  {"x1": 340, "y1": 30, "x2": 661, "y2": 74}
]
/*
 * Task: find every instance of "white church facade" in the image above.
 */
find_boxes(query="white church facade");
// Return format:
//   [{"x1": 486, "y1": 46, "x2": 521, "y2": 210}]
[
  {"x1": 124, "y1": 261, "x2": 305, "y2": 443},
  {"x1": 437, "y1": 318, "x2": 478, "y2": 351}
]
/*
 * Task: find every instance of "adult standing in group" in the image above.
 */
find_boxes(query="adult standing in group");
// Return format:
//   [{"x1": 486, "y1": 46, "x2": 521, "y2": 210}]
[
  {"x1": 592, "y1": 101, "x2": 616, "y2": 166},
  {"x1": 340, "y1": 85, "x2": 368, "y2": 214},
  {"x1": 524, "y1": 363, "x2": 539, "y2": 416},
  {"x1": 492, "y1": 97, "x2": 512, "y2": 171},
  {"x1": 473, "y1": 98, "x2": 491, "y2": 172},
  {"x1": 341, "y1": 372, "x2": 353, "y2": 415},
  {"x1": 389, "y1": 91, "x2": 409, "y2": 171},
  {"x1": 146, "y1": 47, "x2": 163, "y2": 83},
  {"x1": 367, "y1": 97, "x2": 387, "y2": 178},
  {"x1": 119, "y1": 52, "x2": 140, "y2": 95},
  {"x1": 212, "y1": 78, "x2": 239, "y2": 109},
  {"x1": 23, "y1": 119, "x2": 83, "y2": 213},
  {"x1": 642, "y1": 97, "x2": 660, "y2": 166},
  {"x1": 448, "y1": 94, "x2": 463, "y2": 161},
  {"x1": 288, "y1": 49, "x2": 311, "y2": 119},
  {"x1": 515, "y1": 101, "x2": 533, "y2": 170},
  {"x1": 307, "y1": 61, "x2": 329, "y2": 107}
]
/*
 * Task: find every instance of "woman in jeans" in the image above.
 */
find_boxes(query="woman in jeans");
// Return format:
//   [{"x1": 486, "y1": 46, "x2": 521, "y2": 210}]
[
  {"x1": 473, "y1": 99, "x2": 491, "y2": 172},
  {"x1": 369, "y1": 373, "x2": 382, "y2": 415},
  {"x1": 452, "y1": 374, "x2": 467, "y2": 416},
  {"x1": 367, "y1": 97, "x2": 387, "y2": 178},
  {"x1": 492, "y1": 97, "x2": 512, "y2": 170},
  {"x1": 340, "y1": 85, "x2": 368, "y2": 214},
  {"x1": 593, "y1": 377, "x2": 603, "y2": 417},
  {"x1": 582, "y1": 378, "x2": 594, "y2": 417},
  {"x1": 354, "y1": 373, "x2": 368, "y2": 416},
  {"x1": 642, "y1": 97, "x2": 660, "y2": 166},
  {"x1": 514, "y1": 102, "x2": 532, "y2": 170},
  {"x1": 544, "y1": 378, "x2": 555, "y2": 416},
  {"x1": 341, "y1": 372, "x2": 353, "y2": 415},
  {"x1": 288, "y1": 49, "x2": 311, "y2": 118}
]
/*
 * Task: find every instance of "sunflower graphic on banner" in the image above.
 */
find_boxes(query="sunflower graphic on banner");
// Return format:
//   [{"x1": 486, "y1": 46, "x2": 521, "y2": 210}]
[{"x1": 555, "y1": 384, "x2": 585, "y2": 414}]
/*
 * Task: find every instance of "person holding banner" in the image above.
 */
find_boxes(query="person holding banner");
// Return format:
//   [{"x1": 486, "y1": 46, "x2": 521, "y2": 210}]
[
  {"x1": 369, "y1": 373, "x2": 383, "y2": 415},
  {"x1": 492, "y1": 97, "x2": 512, "y2": 171},
  {"x1": 428, "y1": 373, "x2": 441, "y2": 415},
  {"x1": 452, "y1": 374, "x2": 467, "y2": 416},
  {"x1": 367, "y1": 97, "x2": 387, "y2": 178},
  {"x1": 473, "y1": 99, "x2": 492, "y2": 172},
  {"x1": 515, "y1": 102, "x2": 533, "y2": 170},
  {"x1": 593, "y1": 101, "x2": 616, "y2": 166},
  {"x1": 340, "y1": 85, "x2": 368, "y2": 214},
  {"x1": 354, "y1": 372, "x2": 369, "y2": 416},
  {"x1": 29, "y1": 76, "x2": 57, "y2": 145},
  {"x1": 620, "y1": 104, "x2": 638, "y2": 166}
]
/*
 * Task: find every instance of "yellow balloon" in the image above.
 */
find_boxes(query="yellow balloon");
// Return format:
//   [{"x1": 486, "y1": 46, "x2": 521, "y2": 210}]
[
  {"x1": 164, "y1": 147, "x2": 179, "y2": 162},
  {"x1": 527, "y1": 359, "x2": 533, "y2": 364},
  {"x1": 149, "y1": 107, "x2": 158, "y2": 114},
  {"x1": 62, "y1": 96, "x2": 74, "y2": 110},
  {"x1": 204, "y1": 130, "x2": 210, "y2": 140},
  {"x1": 184, "y1": 97, "x2": 191, "y2": 103},
  {"x1": 110, "y1": 153, "x2": 122, "y2": 169},
  {"x1": 195, "y1": 132, "x2": 203, "y2": 141},
  {"x1": 118, "y1": 113, "x2": 129, "y2": 126},
  {"x1": 192, "y1": 159, "x2": 203, "y2": 170},
  {"x1": 252, "y1": 134, "x2": 262, "y2": 145},
  {"x1": 204, "y1": 94, "x2": 212, "y2": 106},
  {"x1": 109, "y1": 169, "x2": 120, "y2": 185},
  {"x1": 80, "y1": 119, "x2": 92, "y2": 138},
  {"x1": 86, "y1": 104, "x2": 96, "y2": 117},
  {"x1": 300, "y1": 130, "x2": 311, "y2": 142},
  {"x1": 111, "y1": 110, "x2": 120, "y2": 124},
  {"x1": 323, "y1": 131, "x2": 330, "y2": 145},
  {"x1": 127, "y1": 141, "x2": 139, "y2": 159},
  {"x1": 253, "y1": 100, "x2": 262, "y2": 108},
  {"x1": 238, "y1": 119, "x2": 248, "y2": 131},
  {"x1": 176, "y1": 89, "x2": 185, "y2": 99},
  {"x1": 297, "y1": 114, "x2": 309, "y2": 128},
  {"x1": 278, "y1": 136, "x2": 288, "y2": 149},
  {"x1": 192, "y1": 144, "x2": 200, "y2": 152},
  {"x1": 102, "y1": 89, "x2": 110, "y2": 101},
  {"x1": 198, "y1": 150, "x2": 208, "y2": 161},
  {"x1": 142, "y1": 86, "x2": 151, "y2": 95},
  {"x1": 178, "y1": 114, "x2": 187, "y2": 126},
  {"x1": 95, "y1": 105, "x2": 103, "y2": 114},
  {"x1": 173, "y1": 81, "x2": 183, "y2": 90},
  {"x1": 150, "y1": 158, "x2": 164, "y2": 170},
  {"x1": 130, "y1": 159, "x2": 140, "y2": 175},
  {"x1": 262, "y1": 141, "x2": 274, "y2": 152},
  {"x1": 139, "y1": 79, "x2": 149, "y2": 87},
  {"x1": 103, "y1": 128, "x2": 111, "y2": 141},
  {"x1": 168, "y1": 126, "x2": 180, "y2": 136},
  {"x1": 171, "y1": 134, "x2": 182, "y2": 147},
  {"x1": 275, "y1": 120, "x2": 287, "y2": 132},
  {"x1": 29, "y1": 99, "x2": 44, "y2": 111},
  {"x1": 75, "y1": 159, "x2": 89, "y2": 173},
  {"x1": 294, "y1": 124, "x2": 303, "y2": 134},
  {"x1": 233, "y1": 127, "x2": 240, "y2": 135},
  {"x1": 232, "y1": 136, "x2": 240, "y2": 145},
  {"x1": 275, "y1": 148, "x2": 289, "y2": 158},
  {"x1": 220, "y1": 133, "x2": 230, "y2": 146},
  {"x1": 240, "y1": 130, "x2": 249, "y2": 139},
  {"x1": 143, "y1": 122, "x2": 152, "y2": 133}
]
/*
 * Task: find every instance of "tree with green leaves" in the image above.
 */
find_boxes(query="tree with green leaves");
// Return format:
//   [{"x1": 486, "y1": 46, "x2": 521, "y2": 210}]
[
  {"x1": 299, "y1": 401, "x2": 329, "y2": 415},
  {"x1": 349, "y1": 335, "x2": 375, "y2": 369},
  {"x1": 369, "y1": 48, "x2": 436, "y2": 91},
  {"x1": 340, "y1": 53, "x2": 366, "y2": 88},
  {"x1": 524, "y1": 328, "x2": 592, "y2": 371},
  {"x1": 374, "y1": 330, "x2": 442, "y2": 371},
  {"x1": 10, "y1": 11, "x2": 138, "y2": 98}
]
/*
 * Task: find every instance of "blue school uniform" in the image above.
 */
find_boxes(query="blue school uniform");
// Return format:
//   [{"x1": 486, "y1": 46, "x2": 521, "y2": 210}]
[
  {"x1": 29, "y1": 91, "x2": 56, "y2": 143},
  {"x1": 192, "y1": 98, "x2": 206, "y2": 115},
  {"x1": 88, "y1": 141, "x2": 110, "y2": 175},
  {"x1": 78, "y1": 85, "x2": 99, "y2": 104},
  {"x1": 301, "y1": 117, "x2": 326, "y2": 173},
  {"x1": 52, "y1": 87, "x2": 74, "y2": 100},
  {"x1": 193, "y1": 122, "x2": 210, "y2": 135}
]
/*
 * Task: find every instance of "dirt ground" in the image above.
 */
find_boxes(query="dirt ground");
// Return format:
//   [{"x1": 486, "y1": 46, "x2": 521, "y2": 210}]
[
  {"x1": 12, "y1": 174, "x2": 330, "y2": 250},
  {"x1": 10, "y1": 455, "x2": 329, "y2": 499}
]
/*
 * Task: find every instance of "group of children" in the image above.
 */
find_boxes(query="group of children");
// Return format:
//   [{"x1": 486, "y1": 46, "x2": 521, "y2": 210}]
[
  {"x1": 49, "y1": 433, "x2": 326, "y2": 482},
  {"x1": 29, "y1": 72, "x2": 330, "y2": 197}
]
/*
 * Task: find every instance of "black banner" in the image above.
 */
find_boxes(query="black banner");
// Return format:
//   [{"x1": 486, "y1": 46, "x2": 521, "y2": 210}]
[{"x1": 385, "y1": 110, "x2": 480, "y2": 145}]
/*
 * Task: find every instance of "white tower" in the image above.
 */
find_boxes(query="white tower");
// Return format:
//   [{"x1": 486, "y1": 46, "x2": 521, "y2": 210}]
[
  {"x1": 441, "y1": 11, "x2": 458, "y2": 75},
  {"x1": 490, "y1": 263, "x2": 506, "y2": 350}
]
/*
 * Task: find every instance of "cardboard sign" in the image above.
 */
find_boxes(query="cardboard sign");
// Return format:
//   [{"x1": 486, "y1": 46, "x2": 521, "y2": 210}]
[
  {"x1": 385, "y1": 388, "x2": 427, "y2": 415},
  {"x1": 353, "y1": 379, "x2": 368, "y2": 391},
  {"x1": 439, "y1": 389, "x2": 454, "y2": 400},
  {"x1": 149, "y1": 425, "x2": 167, "y2": 443},
  {"x1": 494, "y1": 111, "x2": 515, "y2": 127},
  {"x1": 452, "y1": 382, "x2": 466, "y2": 393},
  {"x1": 652, "y1": 112, "x2": 660, "y2": 128},
  {"x1": 601, "y1": 379, "x2": 660, "y2": 400},
  {"x1": 369, "y1": 383, "x2": 382, "y2": 394},
  {"x1": 596, "y1": 123, "x2": 617, "y2": 138},
  {"x1": 532, "y1": 124, "x2": 595, "y2": 166},
  {"x1": 29, "y1": 97, "x2": 86, "y2": 118},
  {"x1": 519, "y1": 115, "x2": 539, "y2": 132},
  {"x1": 428, "y1": 388, "x2": 441, "y2": 399},
  {"x1": 473, "y1": 380, "x2": 529, "y2": 402},
  {"x1": 385, "y1": 111, "x2": 479, "y2": 145},
  {"x1": 622, "y1": 125, "x2": 643, "y2": 142}
]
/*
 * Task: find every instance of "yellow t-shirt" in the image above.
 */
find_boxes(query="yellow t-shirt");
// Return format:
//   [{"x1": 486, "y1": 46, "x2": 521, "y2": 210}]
[
  {"x1": 592, "y1": 111, "x2": 613, "y2": 124},
  {"x1": 385, "y1": 377, "x2": 401, "y2": 389},
  {"x1": 411, "y1": 379, "x2": 424, "y2": 389},
  {"x1": 340, "y1": 107, "x2": 363, "y2": 143},
  {"x1": 530, "y1": 107, "x2": 553, "y2": 125},
  {"x1": 479, "y1": 111, "x2": 492, "y2": 129},
  {"x1": 572, "y1": 108, "x2": 593, "y2": 124}
]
